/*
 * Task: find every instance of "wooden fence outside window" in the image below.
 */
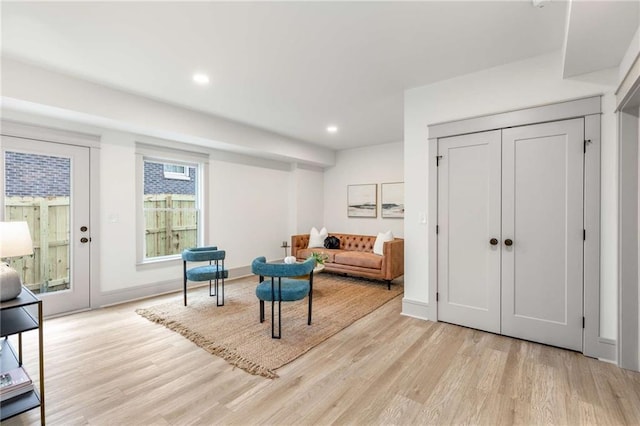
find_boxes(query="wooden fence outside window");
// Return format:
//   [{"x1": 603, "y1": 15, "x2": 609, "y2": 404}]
[
  {"x1": 4, "y1": 194, "x2": 198, "y2": 293},
  {"x1": 4, "y1": 196, "x2": 70, "y2": 294},
  {"x1": 143, "y1": 194, "x2": 198, "y2": 258}
]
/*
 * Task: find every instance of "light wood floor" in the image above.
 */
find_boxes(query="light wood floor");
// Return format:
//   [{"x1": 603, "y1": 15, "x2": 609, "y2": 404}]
[{"x1": 5, "y1": 284, "x2": 640, "y2": 425}]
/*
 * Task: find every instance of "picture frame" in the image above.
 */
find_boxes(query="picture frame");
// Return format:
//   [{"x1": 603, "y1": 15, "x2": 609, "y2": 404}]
[
  {"x1": 381, "y1": 182, "x2": 404, "y2": 218},
  {"x1": 347, "y1": 184, "x2": 377, "y2": 218}
]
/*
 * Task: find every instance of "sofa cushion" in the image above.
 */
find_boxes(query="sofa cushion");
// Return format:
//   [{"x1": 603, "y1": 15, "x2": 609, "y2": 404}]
[
  {"x1": 256, "y1": 278, "x2": 310, "y2": 301},
  {"x1": 334, "y1": 251, "x2": 383, "y2": 270},
  {"x1": 296, "y1": 248, "x2": 342, "y2": 263},
  {"x1": 373, "y1": 230, "x2": 394, "y2": 255},
  {"x1": 308, "y1": 227, "x2": 328, "y2": 248},
  {"x1": 338, "y1": 234, "x2": 376, "y2": 252},
  {"x1": 186, "y1": 265, "x2": 229, "y2": 281}
]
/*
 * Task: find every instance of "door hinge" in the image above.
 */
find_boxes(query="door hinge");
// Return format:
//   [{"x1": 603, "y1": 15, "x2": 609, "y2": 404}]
[
  {"x1": 583, "y1": 229, "x2": 586, "y2": 240},
  {"x1": 436, "y1": 225, "x2": 439, "y2": 234},
  {"x1": 436, "y1": 155, "x2": 443, "y2": 166},
  {"x1": 436, "y1": 292, "x2": 439, "y2": 302},
  {"x1": 582, "y1": 316, "x2": 585, "y2": 328},
  {"x1": 584, "y1": 139, "x2": 591, "y2": 153}
]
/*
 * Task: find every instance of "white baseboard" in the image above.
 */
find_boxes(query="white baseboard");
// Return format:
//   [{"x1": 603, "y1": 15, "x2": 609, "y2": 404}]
[
  {"x1": 96, "y1": 265, "x2": 253, "y2": 308},
  {"x1": 401, "y1": 297, "x2": 431, "y2": 321},
  {"x1": 595, "y1": 337, "x2": 617, "y2": 363}
]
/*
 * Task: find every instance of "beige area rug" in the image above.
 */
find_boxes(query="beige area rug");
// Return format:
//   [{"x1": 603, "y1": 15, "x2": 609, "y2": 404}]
[{"x1": 136, "y1": 273, "x2": 403, "y2": 378}]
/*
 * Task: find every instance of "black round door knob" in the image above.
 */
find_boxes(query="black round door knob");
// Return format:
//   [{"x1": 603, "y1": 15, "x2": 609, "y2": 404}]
[
  {"x1": 490, "y1": 238, "x2": 499, "y2": 245},
  {"x1": 504, "y1": 239, "x2": 513, "y2": 246},
  {"x1": 80, "y1": 237, "x2": 89, "y2": 243}
]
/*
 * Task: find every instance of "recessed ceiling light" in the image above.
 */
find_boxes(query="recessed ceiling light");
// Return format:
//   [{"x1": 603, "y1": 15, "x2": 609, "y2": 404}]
[
  {"x1": 192, "y1": 73, "x2": 210, "y2": 85},
  {"x1": 327, "y1": 125, "x2": 338, "y2": 133}
]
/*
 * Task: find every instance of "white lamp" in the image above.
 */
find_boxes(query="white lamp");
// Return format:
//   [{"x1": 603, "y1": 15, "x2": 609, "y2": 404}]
[{"x1": 0, "y1": 221, "x2": 34, "y2": 301}]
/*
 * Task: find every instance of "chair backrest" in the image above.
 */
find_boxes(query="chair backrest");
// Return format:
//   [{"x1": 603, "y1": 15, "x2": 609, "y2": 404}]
[
  {"x1": 251, "y1": 256, "x2": 315, "y2": 277},
  {"x1": 182, "y1": 246, "x2": 225, "y2": 262}
]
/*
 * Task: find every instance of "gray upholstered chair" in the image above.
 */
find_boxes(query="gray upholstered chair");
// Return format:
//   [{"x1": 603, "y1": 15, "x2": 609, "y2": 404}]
[
  {"x1": 182, "y1": 246, "x2": 228, "y2": 307},
  {"x1": 251, "y1": 256, "x2": 315, "y2": 339}
]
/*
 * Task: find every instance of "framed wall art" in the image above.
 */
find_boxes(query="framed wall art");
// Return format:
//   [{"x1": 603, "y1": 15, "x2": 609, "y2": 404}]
[
  {"x1": 381, "y1": 182, "x2": 404, "y2": 218},
  {"x1": 347, "y1": 184, "x2": 377, "y2": 218}
]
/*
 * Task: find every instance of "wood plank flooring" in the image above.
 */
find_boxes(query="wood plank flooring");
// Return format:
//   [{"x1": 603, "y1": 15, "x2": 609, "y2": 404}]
[{"x1": 4, "y1": 284, "x2": 640, "y2": 425}]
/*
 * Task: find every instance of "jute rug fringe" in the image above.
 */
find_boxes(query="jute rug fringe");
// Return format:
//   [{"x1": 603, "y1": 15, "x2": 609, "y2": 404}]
[{"x1": 136, "y1": 308, "x2": 278, "y2": 378}]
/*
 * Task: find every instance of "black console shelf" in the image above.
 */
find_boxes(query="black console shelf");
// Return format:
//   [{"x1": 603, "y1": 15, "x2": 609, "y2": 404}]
[{"x1": 0, "y1": 287, "x2": 45, "y2": 424}]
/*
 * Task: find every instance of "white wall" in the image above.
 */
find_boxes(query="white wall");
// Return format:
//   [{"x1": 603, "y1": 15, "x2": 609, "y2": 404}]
[
  {"x1": 404, "y1": 51, "x2": 618, "y2": 340},
  {"x1": 290, "y1": 164, "x2": 325, "y2": 236},
  {"x1": 323, "y1": 142, "x2": 404, "y2": 237},
  {"x1": 210, "y1": 158, "x2": 291, "y2": 266},
  {"x1": 98, "y1": 131, "x2": 293, "y2": 295}
]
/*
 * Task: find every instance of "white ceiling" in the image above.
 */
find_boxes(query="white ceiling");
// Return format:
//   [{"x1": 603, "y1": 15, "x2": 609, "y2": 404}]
[
  {"x1": 563, "y1": 0, "x2": 639, "y2": 78},
  {"x1": 0, "y1": 1, "x2": 623, "y2": 150}
]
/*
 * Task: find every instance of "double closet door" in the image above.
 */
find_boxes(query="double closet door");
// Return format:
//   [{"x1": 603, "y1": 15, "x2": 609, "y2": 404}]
[{"x1": 437, "y1": 118, "x2": 584, "y2": 351}]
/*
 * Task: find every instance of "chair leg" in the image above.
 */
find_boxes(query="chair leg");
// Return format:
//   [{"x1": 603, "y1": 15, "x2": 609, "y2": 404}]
[
  {"x1": 308, "y1": 271, "x2": 313, "y2": 325},
  {"x1": 271, "y1": 278, "x2": 282, "y2": 339},
  {"x1": 217, "y1": 275, "x2": 225, "y2": 307},
  {"x1": 278, "y1": 300, "x2": 282, "y2": 339},
  {"x1": 259, "y1": 300, "x2": 265, "y2": 323},
  {"x1": 209, "y1": 279, "x2": 215, "y2": 297},
  {"x1": 183, "y1": 261, "x2": 188, "y2": 306},
  {"x1": 271, "y1": 300, "x2": 281, "y2": 339},
  {"x1": 386, "y1": 280, "x2": 391, "y2": 290}
]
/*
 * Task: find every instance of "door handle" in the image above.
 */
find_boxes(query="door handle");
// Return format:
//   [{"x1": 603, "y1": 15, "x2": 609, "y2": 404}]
[
  {"x1": 489, "y1": 238, "x2": 499, "y2": 246},
  {"x1": 80, "y1": 237, "x2": 89, "y2": 243},
  {"x1": 504, "y1": 239, "x2": 513, "y2": 246},
  {"x1": 80, "y1": 226, "x2": 88, "y2": 232}
]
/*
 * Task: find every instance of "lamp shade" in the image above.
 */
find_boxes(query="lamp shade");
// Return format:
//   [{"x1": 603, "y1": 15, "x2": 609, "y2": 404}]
[{"x1": 0, "y1": 221, "x2": 34, "y2": 258}]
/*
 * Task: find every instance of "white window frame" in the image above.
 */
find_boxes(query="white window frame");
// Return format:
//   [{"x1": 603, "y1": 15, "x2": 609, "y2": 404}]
[
  {"x1": 135, "y1": 142, "x2": 209, "y2": 265},
  {"x1": 163, "y1": 163, "x2": 191, "y2": 180}
]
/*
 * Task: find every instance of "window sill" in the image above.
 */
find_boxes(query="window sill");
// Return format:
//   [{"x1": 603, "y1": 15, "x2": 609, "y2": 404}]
[
  {"x1": 163, "y1": 172, "x2": 191, "y2": 181},
  {"x1": 136, "y1": 255, "x2": 181, "y2": 268}
]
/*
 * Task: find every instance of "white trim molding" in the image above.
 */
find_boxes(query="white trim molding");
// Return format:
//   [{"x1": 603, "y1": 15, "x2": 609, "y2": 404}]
[
  {"x1": 618, "y1": 88, "x2": 640, "y2": 371},
  {"x1": 401, "y1": 298, "x2": 431, "y2": 321},
  {"x1": 426, "y1": 96, "x2": 611, "y2": 361}
]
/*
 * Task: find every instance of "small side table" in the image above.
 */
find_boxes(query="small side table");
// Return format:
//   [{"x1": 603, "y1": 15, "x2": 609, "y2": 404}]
[{"x1": 281, "y1": 242, "x2": 290, "y2": 257}]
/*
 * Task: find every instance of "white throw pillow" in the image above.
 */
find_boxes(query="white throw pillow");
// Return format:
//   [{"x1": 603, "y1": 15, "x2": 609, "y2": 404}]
[
  {"x1": 308, "y1": 227, "x2": 328, "y2": 248},
  {"x1": 373, "y1": 231, "x2": 394, "y2": 255}
]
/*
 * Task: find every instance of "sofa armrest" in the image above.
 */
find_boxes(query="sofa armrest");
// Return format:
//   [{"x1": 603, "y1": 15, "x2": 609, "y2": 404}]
[
  {"x1": 291, "y1": 234, "x2": 310, "y2": 258},
  {"x1": 382, "y1": 238, "x2": 404, "y2": 280}
]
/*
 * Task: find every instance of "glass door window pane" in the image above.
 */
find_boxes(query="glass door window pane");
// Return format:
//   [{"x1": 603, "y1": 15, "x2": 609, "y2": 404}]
[{"x1": 4, "y1": 151, "x2": 71, "y2": 294}]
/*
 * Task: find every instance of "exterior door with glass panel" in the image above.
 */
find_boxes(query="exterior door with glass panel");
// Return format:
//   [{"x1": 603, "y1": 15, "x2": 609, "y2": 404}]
[{"x1": 1, "y1": 136, "x2": 90, "y2": 316}]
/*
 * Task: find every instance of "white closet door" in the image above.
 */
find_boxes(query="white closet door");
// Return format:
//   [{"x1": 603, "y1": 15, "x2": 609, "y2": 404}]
[
  {"x1": 501, "y1": 118, "x2": 584, "y2": 351},
  {"x1": 437, "y1": 130, "x2": 501, "y2": 333}
]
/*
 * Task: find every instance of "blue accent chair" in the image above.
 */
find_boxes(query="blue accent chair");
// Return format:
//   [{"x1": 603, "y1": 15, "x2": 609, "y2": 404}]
[
  {"x1": 182, "y1": 246, "x2": 228, "y2": 307},
  {"x1": 251, "y1": 256, "x2": 315, "y2": 339}
]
